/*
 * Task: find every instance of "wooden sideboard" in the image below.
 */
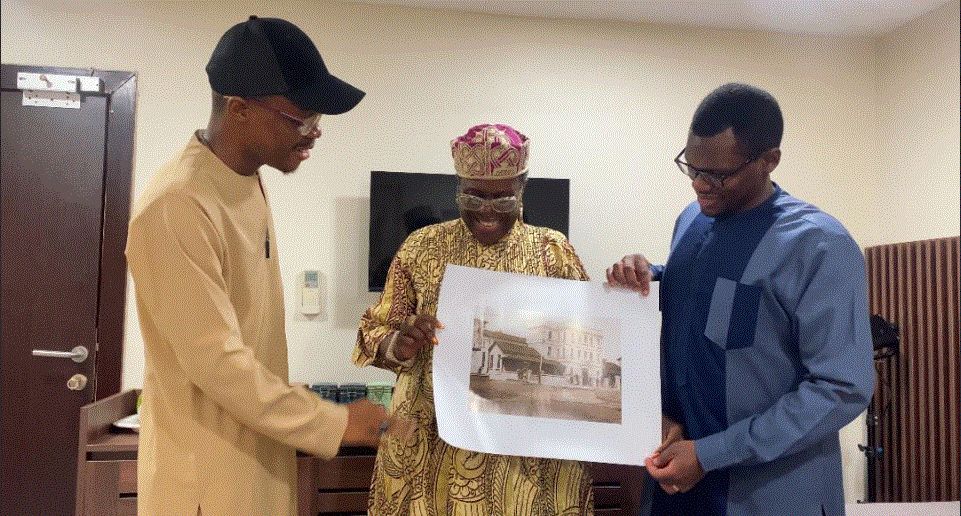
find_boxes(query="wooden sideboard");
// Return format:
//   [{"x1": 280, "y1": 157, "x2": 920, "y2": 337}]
[
  {"x1": 76, "y1": 390, "x2": 139, "y2": 515},
  {"x1": 77, "y1": 391, "x2": 644, "y2": 515}
]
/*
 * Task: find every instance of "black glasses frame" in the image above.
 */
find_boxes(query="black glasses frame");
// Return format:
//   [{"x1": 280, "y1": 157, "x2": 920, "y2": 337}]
[{"x1": 674, "y1": 148, "x2": 759, "y2": 188}]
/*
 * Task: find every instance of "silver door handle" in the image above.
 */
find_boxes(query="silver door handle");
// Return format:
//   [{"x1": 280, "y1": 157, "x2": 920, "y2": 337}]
[{"x1": 32, "y1": 345, "x2": 88, "y2": 363}]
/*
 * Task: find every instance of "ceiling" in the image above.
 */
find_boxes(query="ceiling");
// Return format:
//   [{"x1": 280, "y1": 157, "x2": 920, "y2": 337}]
[{"x1": 352, "y1": 0, "x2": 952, "y2": 35}]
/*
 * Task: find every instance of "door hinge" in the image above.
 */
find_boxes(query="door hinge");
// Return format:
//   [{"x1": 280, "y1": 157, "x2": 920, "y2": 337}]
[{"x1": 16, "y1": 72, "x2": 102, "y2": 109}]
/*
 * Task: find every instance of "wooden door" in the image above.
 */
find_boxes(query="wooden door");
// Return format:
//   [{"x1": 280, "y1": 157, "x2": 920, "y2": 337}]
[{"x1": 0, "y1": 64, "x2": 135, "y2": 515}]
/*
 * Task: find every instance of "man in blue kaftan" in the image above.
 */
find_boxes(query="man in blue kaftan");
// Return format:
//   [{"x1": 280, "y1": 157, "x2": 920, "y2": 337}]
[{"x1": 607, "y1": 83, "x2": 874, "y2": 516}]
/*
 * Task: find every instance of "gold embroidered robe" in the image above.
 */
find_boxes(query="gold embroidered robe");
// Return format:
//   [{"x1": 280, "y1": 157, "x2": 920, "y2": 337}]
[{"x1": 354, "y1": 219, "x2": 594, "y2": 516}]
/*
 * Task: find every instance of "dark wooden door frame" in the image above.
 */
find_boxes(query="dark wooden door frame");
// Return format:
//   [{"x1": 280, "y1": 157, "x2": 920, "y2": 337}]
[{"x1": 0, "y1": 64, "x2": 136, "y2": 399}]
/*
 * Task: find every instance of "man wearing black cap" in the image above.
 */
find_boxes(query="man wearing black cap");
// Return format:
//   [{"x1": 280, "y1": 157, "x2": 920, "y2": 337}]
[{"x1": 126, "y1": 17, "x2": 387, "y2": 515}]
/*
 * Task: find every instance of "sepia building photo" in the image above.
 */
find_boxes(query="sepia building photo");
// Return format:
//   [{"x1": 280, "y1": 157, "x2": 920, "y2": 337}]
[{"x1": 469, "y1": 307, "x2": 622, "y2": 424}]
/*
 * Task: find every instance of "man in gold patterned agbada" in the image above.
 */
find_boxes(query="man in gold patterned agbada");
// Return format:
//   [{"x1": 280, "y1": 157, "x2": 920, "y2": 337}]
[{"x1": 354, "y1": 124, "x2": 595, "y2": 515}]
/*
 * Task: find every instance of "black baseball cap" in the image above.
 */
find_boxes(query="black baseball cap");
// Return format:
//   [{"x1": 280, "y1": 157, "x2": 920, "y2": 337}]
[{"x1": 206, "y1": 16, "x2": 365, "y2": 115}]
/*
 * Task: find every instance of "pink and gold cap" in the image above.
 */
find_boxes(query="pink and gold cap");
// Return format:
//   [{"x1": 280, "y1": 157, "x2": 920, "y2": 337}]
[{"x1": 450, "y1": 123, "x2": 529, "y2": 180}]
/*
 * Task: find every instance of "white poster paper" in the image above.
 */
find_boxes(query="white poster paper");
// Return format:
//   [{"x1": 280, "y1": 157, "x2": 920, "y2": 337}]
[{"x1": 433, "y1": 265, "x2": 661, "y2": 466}]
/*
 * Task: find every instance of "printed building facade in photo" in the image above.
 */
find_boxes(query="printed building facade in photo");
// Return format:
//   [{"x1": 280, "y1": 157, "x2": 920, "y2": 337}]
[{"x1": 471, "y1": 316, "x2": 620, "y2": 388}]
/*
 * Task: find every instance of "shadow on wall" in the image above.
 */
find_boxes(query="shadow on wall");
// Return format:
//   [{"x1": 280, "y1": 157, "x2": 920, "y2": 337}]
[{"x1": 333, "y1": 196, "x2": 381, "y2": 330}]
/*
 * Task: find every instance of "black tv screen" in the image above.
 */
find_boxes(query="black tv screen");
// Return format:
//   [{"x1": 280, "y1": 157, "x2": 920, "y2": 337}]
[{"x1": 368, "y1": 171, "x2": 570, "y2": 292}]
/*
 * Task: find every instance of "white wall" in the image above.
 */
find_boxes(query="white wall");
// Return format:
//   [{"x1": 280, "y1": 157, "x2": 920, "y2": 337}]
[
  {"x1": 876, "y1": 0, "x2": 960, "y2": 245},
  {"x1": 2, "y1": 0, "x2": 958, "y2": 503}
]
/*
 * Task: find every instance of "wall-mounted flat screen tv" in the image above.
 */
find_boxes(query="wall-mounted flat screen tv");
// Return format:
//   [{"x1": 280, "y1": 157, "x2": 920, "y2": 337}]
[{"x1": 368, "y1": 171, "x2": 570, "y2": 291}]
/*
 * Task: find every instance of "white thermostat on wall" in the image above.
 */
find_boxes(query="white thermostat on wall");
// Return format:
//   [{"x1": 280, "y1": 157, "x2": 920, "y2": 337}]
[{"x1": 300, "y1": 270, "x2": 321, "y2": 315}]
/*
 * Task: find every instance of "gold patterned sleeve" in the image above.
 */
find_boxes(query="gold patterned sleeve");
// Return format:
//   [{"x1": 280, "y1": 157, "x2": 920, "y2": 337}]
[
  {"x1": 543, "y1": 230, "x2": 590, "y2": 282},
  {"x1": 353, "y1": 245, "x2": 418, "y2": 373}
]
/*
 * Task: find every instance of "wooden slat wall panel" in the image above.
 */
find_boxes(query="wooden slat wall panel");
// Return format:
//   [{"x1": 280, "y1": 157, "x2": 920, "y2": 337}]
[{"x1": 866, "y1": 236, "x2": 960, "y2": 502}]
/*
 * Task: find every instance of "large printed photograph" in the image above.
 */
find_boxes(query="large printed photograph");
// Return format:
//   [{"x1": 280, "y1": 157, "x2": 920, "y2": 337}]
[{"x1": 468, "y1": 306, "x2": 622, "y2": 424}]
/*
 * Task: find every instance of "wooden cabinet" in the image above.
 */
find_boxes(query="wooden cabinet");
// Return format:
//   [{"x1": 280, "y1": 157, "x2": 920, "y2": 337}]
[
  {"x1": 76, "y1": 390, "x2": 139, "y2": 515},
  {"x1": 590, "y1": 462, "x2": 645, "y2": 514},
  {"x1": 297, "y1": 451, "x2": 644, "y2": 515},
  {"x1": 297, "y1": 452, "x2": 375, "y2": 514},
  {"x1": 78, "y1": 391, "x2": 644, "y2": 515}
]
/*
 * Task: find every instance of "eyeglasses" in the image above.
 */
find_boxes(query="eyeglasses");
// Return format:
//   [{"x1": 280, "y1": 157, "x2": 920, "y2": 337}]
[
  {"x1": 674, "y1": 148, "x2": 758, "y2": 188},
  {"x1": 456, "y1": 193, "x2": 520, "y2": 213},
  {"x1": 248, "y1": 98, "x2": 322, "y2": 136}
]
